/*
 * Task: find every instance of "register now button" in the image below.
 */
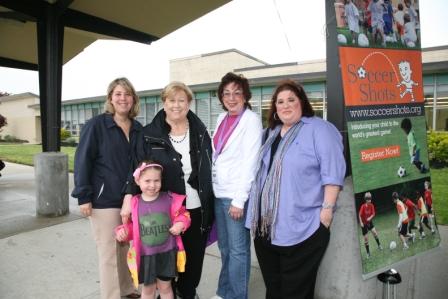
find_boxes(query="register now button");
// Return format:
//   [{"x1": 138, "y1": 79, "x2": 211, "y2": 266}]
[{"x1": 360, "y1": 145, "x2": 401, "y2": 162}]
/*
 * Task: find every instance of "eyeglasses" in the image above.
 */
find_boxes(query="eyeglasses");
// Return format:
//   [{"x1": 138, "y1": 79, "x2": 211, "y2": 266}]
[{"x1": 222, "y1": 90, "x2": 243, "y2": 98}]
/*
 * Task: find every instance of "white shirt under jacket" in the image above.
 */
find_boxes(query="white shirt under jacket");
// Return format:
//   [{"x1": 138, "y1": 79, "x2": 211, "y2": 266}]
[{"x1": 212, "y1": 109, "x2": 263, "y2": 209}]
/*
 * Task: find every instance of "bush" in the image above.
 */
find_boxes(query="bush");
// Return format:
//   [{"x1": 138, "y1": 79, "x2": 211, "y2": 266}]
[
  {"x1": 60, "y1": 128, "x2": 71, "y2": 141},
  {"x1": 427, "y1": 131, "x2": 448, "y2": 167},
  {"x1": 61, "y1": 137, "x2": 78, "y2": 147},
  {"x1": 2, "y1": 134, "x2": 27, "y2": 143}
]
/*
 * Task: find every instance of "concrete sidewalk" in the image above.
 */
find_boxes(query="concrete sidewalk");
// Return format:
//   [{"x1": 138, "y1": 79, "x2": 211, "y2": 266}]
[
  {"x1": 0, "y1": 162, "x2": 265, "y2": 299},
  {"x1": 1, "y1": 162, "x2": 447, "y2": 298}
]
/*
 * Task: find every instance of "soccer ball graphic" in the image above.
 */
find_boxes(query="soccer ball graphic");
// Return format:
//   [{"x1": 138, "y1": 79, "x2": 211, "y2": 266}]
[
  {"x1": 397, "y1": 166, "x2": 406, "y2": 178},
  {"x1": 385, "y1": 35, "x2": 395, "y2": 43},
  {"x1": 358, "y1": 33, "x2": 369, "y2": 47},
  {"x1": 337, "y1": 34, "x2": 347, "y2": 45},
  {"x1": 389, "y1": 241, "x2": 397, "y2": 250},
  {"x1": 406, "y1": 41, "x2": 416, "y2": 48}
]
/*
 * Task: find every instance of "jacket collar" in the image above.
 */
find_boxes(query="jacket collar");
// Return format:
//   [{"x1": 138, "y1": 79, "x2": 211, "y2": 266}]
[
  {"x1": 150, "y1": 109, "x2": 206, "y2": 135},
  {"x1": 104, "y1": 113, "x2": 142, "y2": 132}
]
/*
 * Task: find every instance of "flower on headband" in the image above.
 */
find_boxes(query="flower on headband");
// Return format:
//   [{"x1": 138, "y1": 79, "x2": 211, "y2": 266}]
[{"x1": 133, "y1": 162, "x2": 163, "y2": 180}]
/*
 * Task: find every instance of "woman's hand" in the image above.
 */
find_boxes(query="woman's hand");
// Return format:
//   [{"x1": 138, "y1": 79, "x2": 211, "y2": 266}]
[
  {"x1": 320, "y1": 185, "x2": 340, "y2": 228},
  {"x1": 170, "y1": 222, "x2": 185, "y2": 235},
  {"x1": 115, "y1": 227, "x2": 128, "y2": 242},
  {"x1": 121, "y1": 194, "x2": 133, "y2": 224},
  {"x1": 228, "y1": 205, "x2": 244, "y2": 221},
  {"x1": 79, "y1": 202, "x2": 92, "y2": 217},
  {"x1": 320, "y1": 208, "x2": 333, "y2": 228}
]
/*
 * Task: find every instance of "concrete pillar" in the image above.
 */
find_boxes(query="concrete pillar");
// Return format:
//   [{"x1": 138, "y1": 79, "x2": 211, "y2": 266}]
[
  {"x1": 315, "y1": 176, "x2": 377, "y2": 299},
  {"x1": 34, "y1": 152, "x2": 69, "y2": 217}
]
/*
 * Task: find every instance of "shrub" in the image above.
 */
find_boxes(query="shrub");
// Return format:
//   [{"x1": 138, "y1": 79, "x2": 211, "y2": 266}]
[
  {"x1": 3, "y1": 134, "x2": 13, "y2": 141},
  {"x1": 2, "y1": 134, "x2": 27, "y2": 143},
  {"x1": 427, "y1": 131, "x2": 448, "y2": 167},
  {"x1": 62, "y1": 137, "x2": 78, "y2": 147},
  {"x1": 60, "y1": 128, "x2": 71, "y2": 141}
]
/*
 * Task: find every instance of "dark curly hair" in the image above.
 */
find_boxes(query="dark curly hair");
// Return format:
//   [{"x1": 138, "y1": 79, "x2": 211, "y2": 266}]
[
  {"x1": 267, "y1": 79, "x2": 314, "y2": 129},
  {"x1": 217, "y1": 72, "x2": 252, "y2": 111}
]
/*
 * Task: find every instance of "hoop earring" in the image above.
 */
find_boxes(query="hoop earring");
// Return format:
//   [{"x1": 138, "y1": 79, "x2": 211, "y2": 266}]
[{"x1": 273, "y1": 112, "x2": 279, "y2": 121}]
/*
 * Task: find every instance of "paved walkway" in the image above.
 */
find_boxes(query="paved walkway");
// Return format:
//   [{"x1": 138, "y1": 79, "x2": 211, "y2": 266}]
[
  {"x1": 0, "y1": 162, "x2": 265, "y2": 299},
  {"x1": 1, "y1": 162, "x2": 447, "y2": 299}
]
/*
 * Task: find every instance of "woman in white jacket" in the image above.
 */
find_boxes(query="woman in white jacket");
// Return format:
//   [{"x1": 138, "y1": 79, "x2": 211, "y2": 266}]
[{"x1": 211, "y1": 72, "x2": 262, "y2": 299}]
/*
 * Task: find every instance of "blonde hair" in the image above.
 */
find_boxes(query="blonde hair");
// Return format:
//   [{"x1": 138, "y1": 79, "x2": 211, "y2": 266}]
[
  {"x1": 161, "y1": 81, "x2": 193, "y2": 103},
  {"x1": 104, "y1": 77, "x2": 140, "y2": 118}
]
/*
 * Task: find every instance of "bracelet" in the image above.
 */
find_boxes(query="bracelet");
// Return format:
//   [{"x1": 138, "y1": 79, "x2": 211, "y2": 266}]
[{"x1": 322, "y1": 202, "x2": 335, "y2": 210}]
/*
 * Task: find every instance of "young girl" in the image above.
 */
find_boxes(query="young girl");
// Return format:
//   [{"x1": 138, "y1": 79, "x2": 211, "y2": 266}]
[{"x1": 115, "y1": 161, "x2": 191, "y2": 299}]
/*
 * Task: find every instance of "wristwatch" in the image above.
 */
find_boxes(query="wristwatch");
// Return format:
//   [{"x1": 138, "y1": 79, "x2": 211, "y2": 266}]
[{"x1": 322, "y1": 202, "x2": 335, "y2": 210}]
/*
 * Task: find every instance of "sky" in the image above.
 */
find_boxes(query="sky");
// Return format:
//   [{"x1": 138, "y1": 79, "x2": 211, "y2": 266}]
[{"x1": 0, "y1": 0, "x2": 447, "y2": 101}]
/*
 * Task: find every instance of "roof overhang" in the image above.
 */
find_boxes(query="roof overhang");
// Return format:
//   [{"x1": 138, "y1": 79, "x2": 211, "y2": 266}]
[{"x1": 0, "y1": 0, "x2": 230, "y2": 70}]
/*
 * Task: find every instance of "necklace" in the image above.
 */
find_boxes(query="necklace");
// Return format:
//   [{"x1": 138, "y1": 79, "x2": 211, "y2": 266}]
[{"x1": 169, "y1": 122, "x2": 189, "y2": 144}]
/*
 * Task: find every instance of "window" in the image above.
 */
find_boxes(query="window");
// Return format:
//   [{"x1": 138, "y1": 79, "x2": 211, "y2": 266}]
[
  {"x1": 136, "y1": 102, "x2": 145, "y2": 125},
  {"x1": 64, "y1": 107, "x2": 72, "y2": 130},
  {"x1": 261, "y1": 86, "x2": 274, "y2": 128},
  {"x1": 250, "y1": 87, "x2": 262, "y2": 115},
  {"x1": 142, "y1": 96, "x2": 161, "y2": 125},
  {"x1": 424, "y1": 74, "x2": 448, "y2": 131},
  {"x1": 307, "y1": 91, "x2": 324, "y2": 119},
  {"x1": 210, "y1": 96, "x2": 222, "y2": 135},
  {"x1": 78, "y1": 104, "x2": 86, "y2": 127}
]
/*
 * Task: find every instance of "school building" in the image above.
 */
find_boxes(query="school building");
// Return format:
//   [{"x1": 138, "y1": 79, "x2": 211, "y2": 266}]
[{"x1": 1, "y1": 46, "x2": 447, "y2": 143}]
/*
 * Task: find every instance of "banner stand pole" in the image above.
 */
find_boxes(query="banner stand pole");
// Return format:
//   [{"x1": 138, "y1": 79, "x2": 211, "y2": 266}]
[{"x1": 377, "y1": 269, "x2": 401, "y2": 299}]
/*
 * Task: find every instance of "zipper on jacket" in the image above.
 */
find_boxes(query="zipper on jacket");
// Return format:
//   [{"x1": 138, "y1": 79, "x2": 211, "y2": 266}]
[
  {"x1": 97, "y1": 183, "x2": 104, "y2": 200},
  {"x1": 198, "y1": 128, "x2": 207, "y2": 233},
  {"x1": 146, "y1": 135, "x2": 182, "y2": 159}
]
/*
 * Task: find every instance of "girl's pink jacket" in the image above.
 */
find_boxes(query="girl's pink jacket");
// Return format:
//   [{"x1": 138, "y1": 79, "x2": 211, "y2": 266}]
[{"x1": 115, "y1": 192, "x2": 191, "y2": 277}]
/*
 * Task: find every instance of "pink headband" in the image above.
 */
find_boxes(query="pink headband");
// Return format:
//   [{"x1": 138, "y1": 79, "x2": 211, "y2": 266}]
[{"x1": 133, "y1": 162, "x2": 163, "y2": 180}]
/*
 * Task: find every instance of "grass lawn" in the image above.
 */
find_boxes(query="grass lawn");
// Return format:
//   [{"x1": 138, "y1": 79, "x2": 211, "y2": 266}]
[
  {"x1": 0, "y1": 143, "x2": 75, "y2": 172},
  {"x1": 431, "y1": 167, "x2": 448, "y2": 225},
  {"x1": 0, "y1": 143, "x2": 446, "y2": 225}
]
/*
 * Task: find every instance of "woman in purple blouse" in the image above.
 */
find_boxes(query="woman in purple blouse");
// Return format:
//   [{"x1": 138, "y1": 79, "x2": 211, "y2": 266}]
[{"x1": 246, "y1": 79, "x2": 346, "y2": 299}]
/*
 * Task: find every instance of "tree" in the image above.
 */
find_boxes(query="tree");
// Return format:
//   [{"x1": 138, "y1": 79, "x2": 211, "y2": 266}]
[
  {"x1": 0, "y1": 114, "x2": 7, "y2": 130},
  {"x1": 0, "y1": 91, "x2": 11, "y2": 97}
]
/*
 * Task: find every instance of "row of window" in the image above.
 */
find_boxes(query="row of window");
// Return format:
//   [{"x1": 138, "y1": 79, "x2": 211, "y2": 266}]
[
  {"x1": 62, "y1": 85, "x2": 326, "y2": 137},
  {"x1": 423, "y1": 74, "x2": 448, "y2": 131},
  {"x1": 61, "y1": 76, "x2": 448, "y2": 136}
]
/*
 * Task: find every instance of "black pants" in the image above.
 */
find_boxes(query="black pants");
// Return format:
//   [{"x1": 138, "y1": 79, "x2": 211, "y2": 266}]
[
  {"x1": 254, "y1": 223, "x2": 330, "y2": 299},
  {"x1": 176, "y1": 207, "x2": 208, "y2": 299}
]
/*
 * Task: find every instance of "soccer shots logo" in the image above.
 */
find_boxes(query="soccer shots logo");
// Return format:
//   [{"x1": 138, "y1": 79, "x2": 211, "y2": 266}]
[
  {"x1": 339, "y1": 47, "x2": 423, "y2": 106},
  {"x1": 351, "y1": 59, "x2": 418, "y2": 102}
]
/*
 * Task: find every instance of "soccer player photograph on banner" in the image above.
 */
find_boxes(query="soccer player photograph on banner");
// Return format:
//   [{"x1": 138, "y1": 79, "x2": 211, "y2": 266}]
[
  {"x1": 354, "y1": 180, "x2": 440, "y2": 277},
  {"x1": 333, "y1": 0, "x2": 443, "y2": 279},
  {"x1": 334, "y1": 0, "x2": 420, "y2": 50},
  {"x1": 347, "y1": 115, "x2": 430, "y2": 192}
]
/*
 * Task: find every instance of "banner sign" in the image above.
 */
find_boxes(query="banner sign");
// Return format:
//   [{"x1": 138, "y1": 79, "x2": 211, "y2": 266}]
[{"x1": 334, "y1": 0, "x2": 440, "y2": 279}]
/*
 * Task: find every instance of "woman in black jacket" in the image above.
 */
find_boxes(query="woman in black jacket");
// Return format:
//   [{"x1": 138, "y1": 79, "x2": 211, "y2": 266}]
[
  {"x1": 122, "y1": 81, "x2": 214, "y2": 299},
  {"x1": 72, "y1": 77, "x2": 141, "y2": 299}
]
